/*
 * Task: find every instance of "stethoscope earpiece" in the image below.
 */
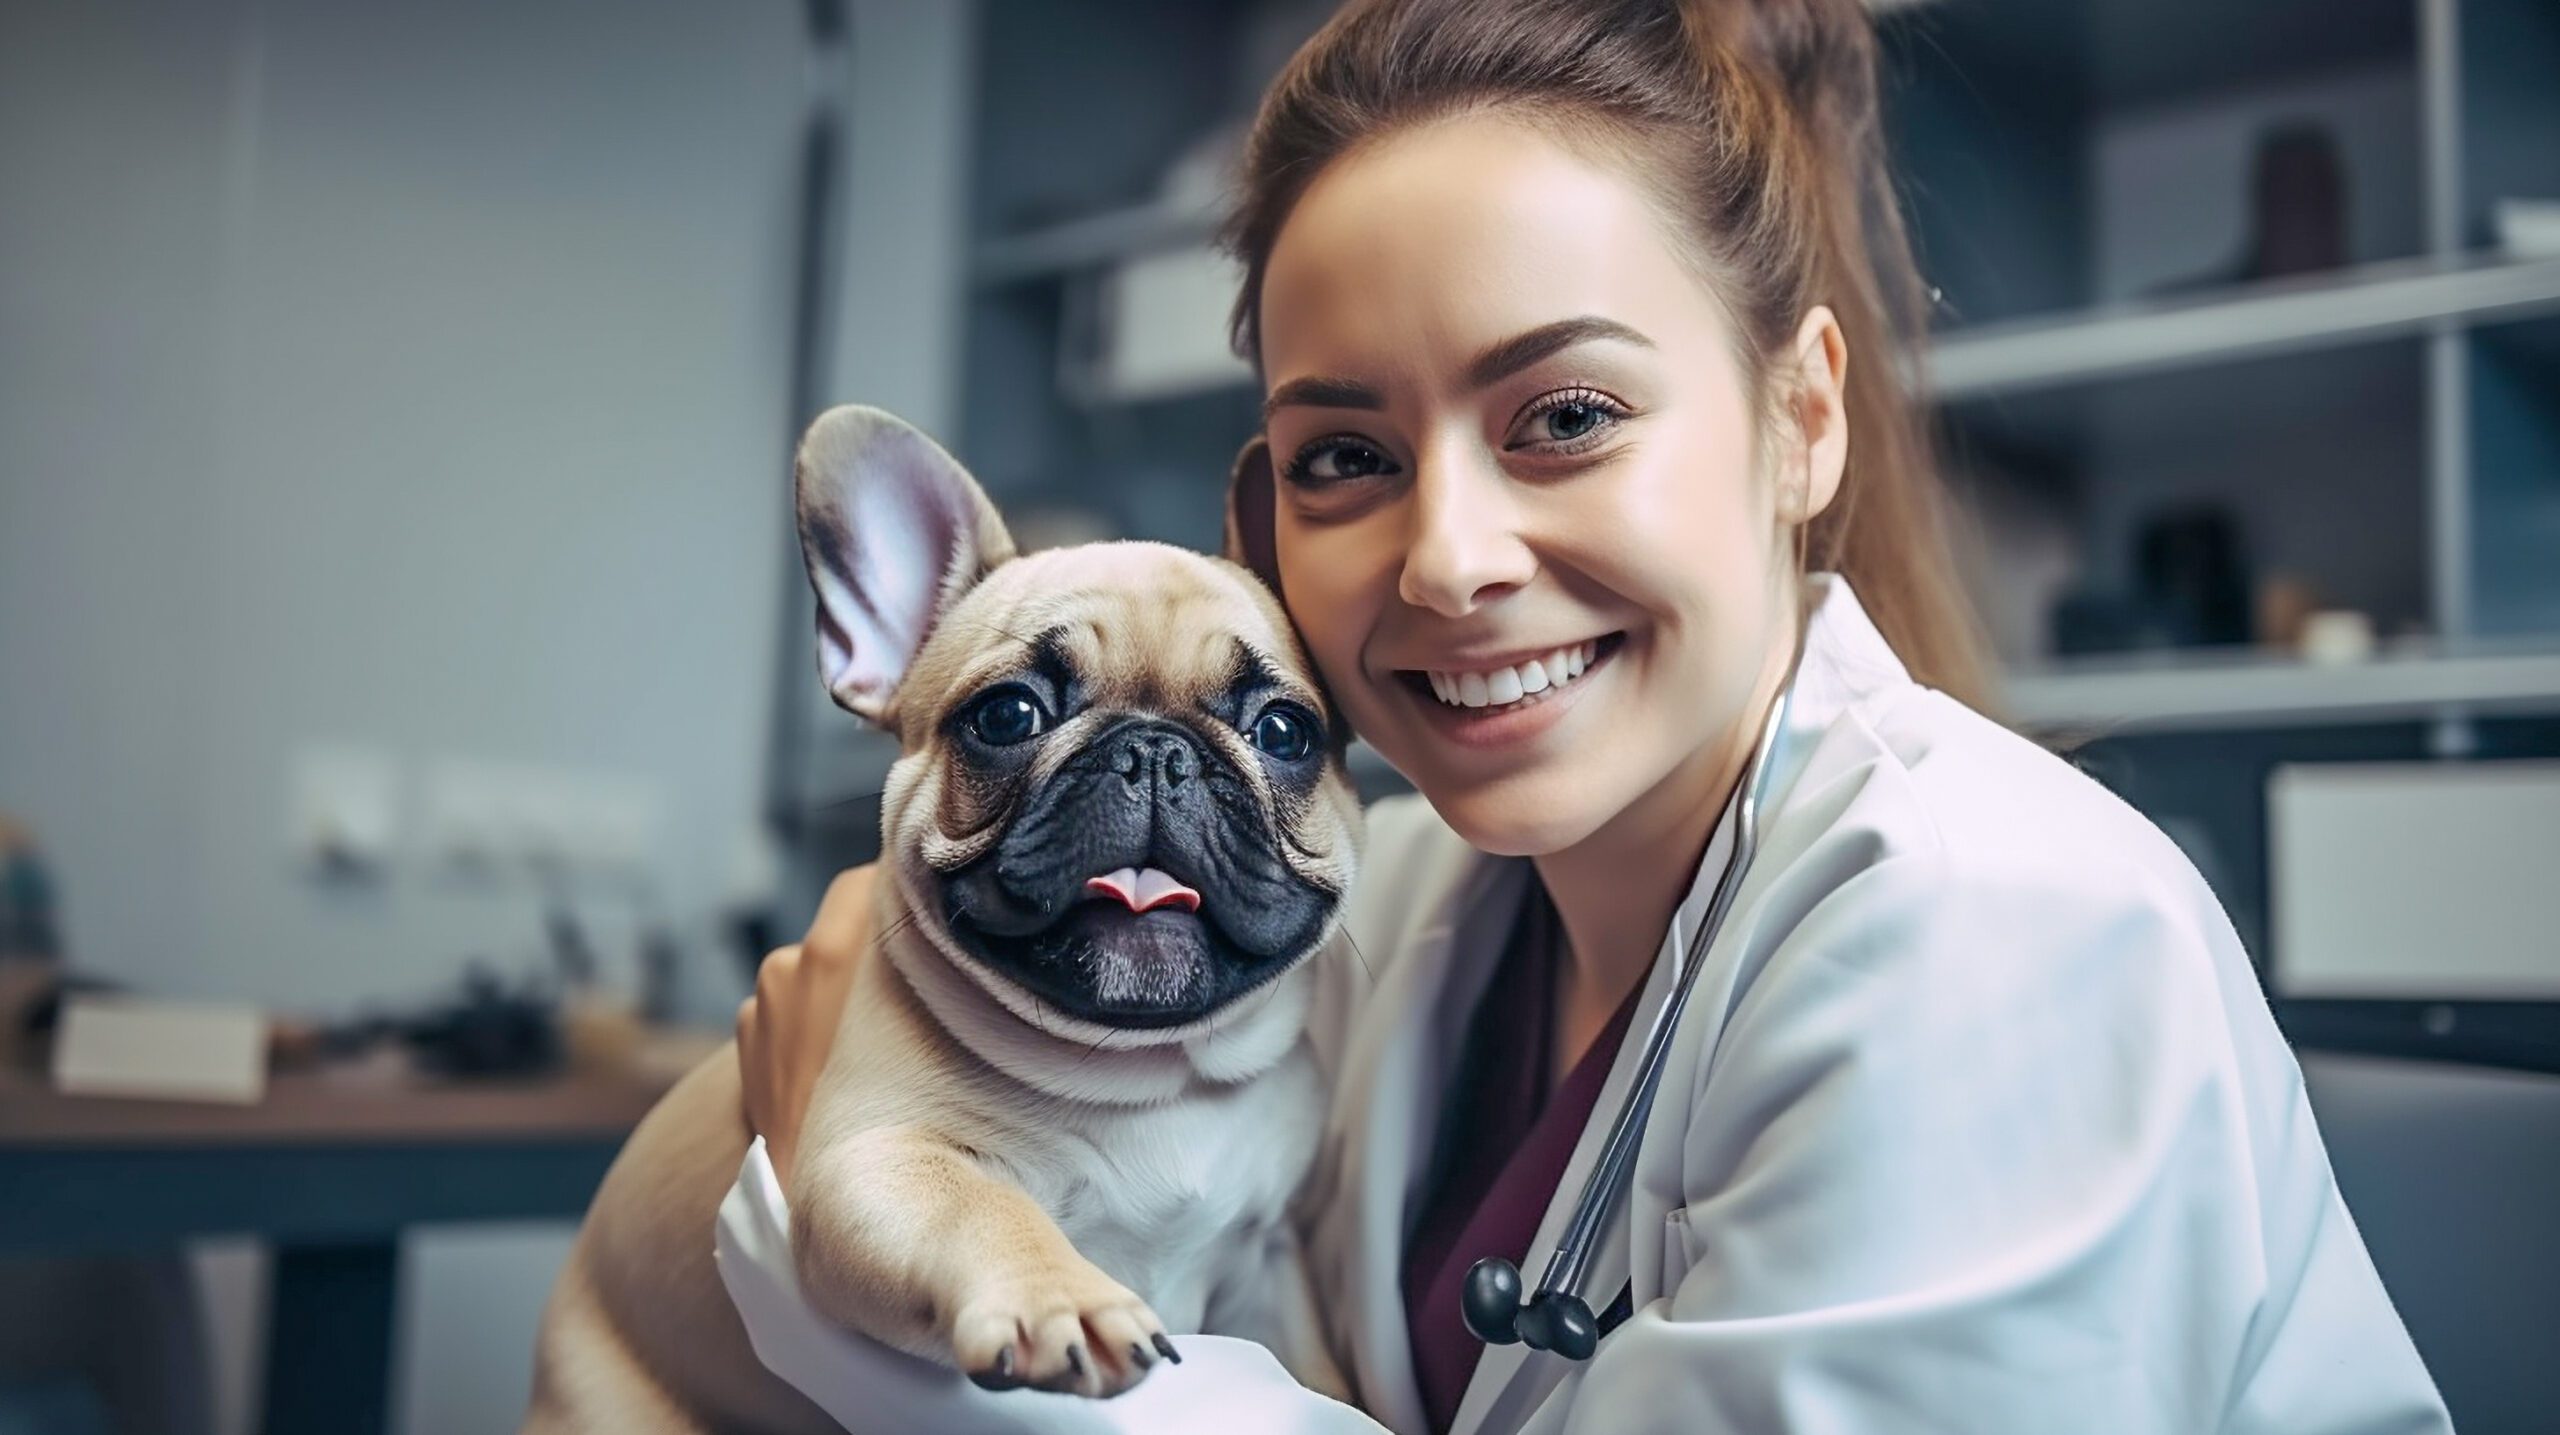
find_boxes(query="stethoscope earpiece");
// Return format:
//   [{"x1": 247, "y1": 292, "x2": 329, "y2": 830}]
[
  {"x1": 1460, "y1": 1257, "x2": 1524, "y2": 1345},
  {"x1": 1461, "y1": 1257, "x2": 1603, "y2": 1360},
  {"x1": 1455, "y1": 630, "x2": 1809, "y2": 1365}
]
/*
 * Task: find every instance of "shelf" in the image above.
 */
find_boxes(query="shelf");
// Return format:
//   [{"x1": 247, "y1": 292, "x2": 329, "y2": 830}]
[
  {"x1": 973, "y1": 199, "x2": 1220, "y2": 286},
  {"x1": 1931, "y1": 252, "x2": 2560, "y2": 401},
  {"x1": 974, "y1": 207, "x2": 2560, "y2": 408},
  {"x1": 2001, "y1": 642, "x2": 2560, "y2": 735}
]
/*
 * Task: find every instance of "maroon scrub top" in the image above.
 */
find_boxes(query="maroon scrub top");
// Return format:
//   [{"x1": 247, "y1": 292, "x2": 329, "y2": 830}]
[{"x1": 1399, "y1": 880, "x2": 1647, "y2": 1435}]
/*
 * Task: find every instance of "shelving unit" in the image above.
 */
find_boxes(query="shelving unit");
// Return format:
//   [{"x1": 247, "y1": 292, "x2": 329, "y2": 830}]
[
  {"x1": 1928, "y1": 251, "x2": 2560, "y2": 400},
  {"x1": 2003, "y1": 641, "x2": 2560, "y2": 734},
  {"x1": 797, "y1": 0, "x2": 2560, "y2": 916}
]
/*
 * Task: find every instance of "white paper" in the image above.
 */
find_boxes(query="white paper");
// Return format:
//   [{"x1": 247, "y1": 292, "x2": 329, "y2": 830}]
[{"x1": 53, "y1": 995, "x2": 268, "y2": 1104}]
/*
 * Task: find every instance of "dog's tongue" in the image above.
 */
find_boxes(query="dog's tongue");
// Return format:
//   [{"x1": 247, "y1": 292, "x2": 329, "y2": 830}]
[{"x1": 1084, "y1": 866, "x2": 1203, "y2": 914}]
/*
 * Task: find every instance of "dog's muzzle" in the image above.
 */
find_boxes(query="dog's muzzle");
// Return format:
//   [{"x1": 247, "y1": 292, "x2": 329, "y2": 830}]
[{"x1": 938, "y1": 716, "x2": 1338, "y2": 1029}]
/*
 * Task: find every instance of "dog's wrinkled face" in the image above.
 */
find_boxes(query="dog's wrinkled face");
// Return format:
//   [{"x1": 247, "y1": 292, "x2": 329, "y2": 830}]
[{"x1": 797, "y1": 407, "x2": 1359, "y2": 1036}]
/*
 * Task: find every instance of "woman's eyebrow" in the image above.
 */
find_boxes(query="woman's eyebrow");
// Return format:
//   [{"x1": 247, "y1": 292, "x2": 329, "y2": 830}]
[
  {"x1": 1464, "y1": 316, "x2": 1653, "y2": 389},
  {"x1": 1261, "y1": 317, "x2": 1651, "y2": 420},
  {"x1": 1263, "y1": 375, "x2": 1381, "y2": 420}
]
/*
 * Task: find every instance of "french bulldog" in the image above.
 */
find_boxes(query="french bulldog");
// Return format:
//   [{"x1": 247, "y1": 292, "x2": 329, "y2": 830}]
[{"x1": 524, "y1": 407, "x2": 1359, "y2": 1432}]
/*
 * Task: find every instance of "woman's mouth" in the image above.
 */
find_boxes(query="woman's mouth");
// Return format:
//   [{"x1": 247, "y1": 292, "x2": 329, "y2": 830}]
[{"x1": 1392, "y1": 632, "x2": 1625, "y2": 748}]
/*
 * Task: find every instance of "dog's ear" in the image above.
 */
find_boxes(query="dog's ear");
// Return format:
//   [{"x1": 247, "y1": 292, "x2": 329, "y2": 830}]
[
  {"x1": 1222, "y1": 434, "x2": 1282, "y2": 603},
  {"x1": 795, "y1": 405, "x2": 1017, "y2": 726}
]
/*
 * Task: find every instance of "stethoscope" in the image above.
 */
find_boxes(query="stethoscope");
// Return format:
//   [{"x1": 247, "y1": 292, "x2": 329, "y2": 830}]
[{"x1": 1459, "y1": 627, "x2": 1806, "y2": 1361}]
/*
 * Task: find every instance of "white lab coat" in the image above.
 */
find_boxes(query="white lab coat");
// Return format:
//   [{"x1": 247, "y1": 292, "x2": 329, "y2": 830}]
[{"x1": 716, "y1": 574, "x2": 2452, "y2": 1435}]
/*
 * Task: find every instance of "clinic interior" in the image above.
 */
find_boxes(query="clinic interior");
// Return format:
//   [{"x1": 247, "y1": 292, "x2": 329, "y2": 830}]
[{"x1": 1, "y1": 0, "x2": 2555, "y2": 1431}]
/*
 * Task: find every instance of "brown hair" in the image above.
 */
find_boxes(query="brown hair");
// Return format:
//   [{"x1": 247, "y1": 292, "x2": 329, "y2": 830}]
[{"x1": 1223, "y1": 0, "x2": 1997, "y2": 715}]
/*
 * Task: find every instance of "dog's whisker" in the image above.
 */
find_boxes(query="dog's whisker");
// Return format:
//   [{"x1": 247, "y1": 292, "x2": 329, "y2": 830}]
[{"x1": 1338, "y1": 926, "x2": 1376, "y2": 984}]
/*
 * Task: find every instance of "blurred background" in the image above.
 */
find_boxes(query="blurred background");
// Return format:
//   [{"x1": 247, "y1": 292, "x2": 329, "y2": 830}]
[{"x1": 1, "y1": 0, "x2": 2554, "y2": 1432}]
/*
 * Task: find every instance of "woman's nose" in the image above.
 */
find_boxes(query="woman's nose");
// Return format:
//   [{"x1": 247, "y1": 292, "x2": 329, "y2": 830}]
[{"x1": 1396, "y1": 444, "x2": 1536, "y2": 617}]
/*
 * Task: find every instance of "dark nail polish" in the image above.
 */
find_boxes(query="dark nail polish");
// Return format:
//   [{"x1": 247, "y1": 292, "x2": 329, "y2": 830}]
[
  {"x1": 1131, "y1": 1340, "x2": 1156, "y2": 1369},
  {"x1": 1153, "y1": 1332, "x2": 1181, "y2": 1364},
  {"x1": 1066, "y1": 1344, "x2": 1088, "y2": 1379}
]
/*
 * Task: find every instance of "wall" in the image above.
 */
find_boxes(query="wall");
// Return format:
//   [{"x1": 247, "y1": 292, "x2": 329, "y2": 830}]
[{"x1": 0, "y1": 1, "x2": 976, "y2": 1430}]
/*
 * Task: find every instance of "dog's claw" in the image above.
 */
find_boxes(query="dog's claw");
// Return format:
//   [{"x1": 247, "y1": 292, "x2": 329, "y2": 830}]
[
  {"x1": 1154, "y1": 1332, "x2": 1181, "y2": 1364},
  {"x1": 951, "y1": 1263, "x2": 1165, "y2": 1397},
  {"x1": 969, "y1": 1346, "x2": 1022, "y2": 1391}
]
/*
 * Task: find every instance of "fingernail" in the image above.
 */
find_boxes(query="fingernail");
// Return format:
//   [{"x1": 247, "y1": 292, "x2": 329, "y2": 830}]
[
  {"x1": 1154, "y1": 1332, "x2": 1181, "y2": 1364},
  {"x1": 1066, "y1": 1344, "x2": 1088, "y2": 1380},
  {"x1": 1131, "y1": 1340, "x2": 1156, "y2": 1369}
]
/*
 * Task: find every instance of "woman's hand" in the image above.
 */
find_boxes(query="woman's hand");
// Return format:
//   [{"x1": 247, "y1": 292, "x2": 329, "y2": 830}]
[{"x1": 737, "y1": 863, "x2": 877, "y2": 1195}]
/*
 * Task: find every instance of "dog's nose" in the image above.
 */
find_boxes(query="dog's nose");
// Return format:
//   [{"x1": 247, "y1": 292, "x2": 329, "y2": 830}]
[{"x1": 1109, "y1": 727, "x2": 1199, "y2": 792}]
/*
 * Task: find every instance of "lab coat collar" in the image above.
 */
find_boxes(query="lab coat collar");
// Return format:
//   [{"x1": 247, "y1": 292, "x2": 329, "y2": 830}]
[{"x1": 1334, "y1": 574, "x2": 1904, "y2": 1435}]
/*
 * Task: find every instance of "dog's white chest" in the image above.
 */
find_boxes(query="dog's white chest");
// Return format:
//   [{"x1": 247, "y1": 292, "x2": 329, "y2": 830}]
[{"x1": 1003, "y1": 1048, "x2": 1322, "y2": 1333}]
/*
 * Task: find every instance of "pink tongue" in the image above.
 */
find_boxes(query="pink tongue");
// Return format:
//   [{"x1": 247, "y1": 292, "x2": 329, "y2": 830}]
[{"x1": 1084, "y1": 866, "x2": 1203, "y2": 914}]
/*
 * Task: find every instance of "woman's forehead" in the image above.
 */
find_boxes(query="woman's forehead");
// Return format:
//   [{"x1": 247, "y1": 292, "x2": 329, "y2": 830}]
[{"x1": 1257, "y1": 113, "x2": 1728, "y2": 387}]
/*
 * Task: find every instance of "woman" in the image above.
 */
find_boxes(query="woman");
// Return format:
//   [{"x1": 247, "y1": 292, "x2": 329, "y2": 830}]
[{"x1": 725, "y1": 1, "x2": 2452, "y2": 1431}]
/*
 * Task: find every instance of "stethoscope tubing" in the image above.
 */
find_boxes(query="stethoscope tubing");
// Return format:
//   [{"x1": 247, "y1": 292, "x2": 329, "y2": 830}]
[{"x1": 1493, "y1": 621, "x2": 1809, "y2": 1348}]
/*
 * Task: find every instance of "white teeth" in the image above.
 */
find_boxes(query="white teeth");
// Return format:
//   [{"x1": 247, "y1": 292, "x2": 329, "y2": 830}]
[{"x1": 1422, "y1": 640, "x2": 1602, "y2": 711}]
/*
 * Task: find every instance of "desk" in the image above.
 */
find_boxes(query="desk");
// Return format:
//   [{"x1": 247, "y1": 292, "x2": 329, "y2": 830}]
[{"x1": 0, "y1": 1061, "x2": 684, "y2": 1435}]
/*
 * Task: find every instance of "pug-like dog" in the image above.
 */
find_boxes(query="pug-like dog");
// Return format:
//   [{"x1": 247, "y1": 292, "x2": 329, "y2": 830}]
[{"x1": 524, "y1": 407, "x2": 1359, "y2": 1433}]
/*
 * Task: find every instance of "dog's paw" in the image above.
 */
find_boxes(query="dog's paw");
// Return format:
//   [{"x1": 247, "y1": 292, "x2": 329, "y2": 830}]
[{"x1": 951, "y1": 1257, "x2": 1175, "y2": 1398}]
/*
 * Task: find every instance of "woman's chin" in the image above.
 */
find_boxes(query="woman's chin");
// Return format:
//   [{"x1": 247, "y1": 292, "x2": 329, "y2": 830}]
[{"x1": 1406, "y1": 769, "x2": 1620, "y2": 859}]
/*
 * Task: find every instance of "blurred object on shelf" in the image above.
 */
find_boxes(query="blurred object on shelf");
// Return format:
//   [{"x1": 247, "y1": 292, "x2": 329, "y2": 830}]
[
  {"x1": 50, "y1": 996, "x2": 268, "y2": 1106},
  {"x1": 2300, "y1": 609, "x2": 2380, "y2": 666},
  {"x1": 2152, "y1": 119, "x2": 2350, "y2": 296},
  {"x1": 1074, "y1": 127, "x2": 1253, "y2": 404},
  {"x1": 2495, "y1": 198, "x2": 2560, "y2": 258},
  {"x1": 314, "y1": 963, "x2": 564, "y2": 1082},
  {"x1": 2049, "y1": 505, "x2": 2253, "y2": 656},
  {"x1": 2138, "y1": 505, "x2": 2256, "y2": 646},
  {"x1": 0, "y1": 963, "x2": 49, "y2": 1074},
  {"x1": 2256, "y1": 572, "x2": 2323, "y2": 652},
  {"x1": 562, "y1": 987, "x2": 642, "y2": 1076},
  {"x1": 2243, "y1": 121, "x2": 2350, "y2": 281},
  {"x1": 636, "y1": 920, "x2": 681, "y2": 1027},
  {"x1": 1005, "y1": 504, "x2": 1119, "y2": 554},
  {"x1": 0, "y1": 814, "x2": 62, "y2": 963}
]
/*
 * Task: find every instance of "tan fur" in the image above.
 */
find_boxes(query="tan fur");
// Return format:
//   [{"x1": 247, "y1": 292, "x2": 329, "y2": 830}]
[{"x1": 530, "y1": 535, "x2": 1359, "y2": 1432}]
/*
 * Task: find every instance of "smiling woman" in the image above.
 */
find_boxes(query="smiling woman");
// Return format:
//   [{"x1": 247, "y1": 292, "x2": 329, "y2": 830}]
[{"x1": 710, "y1": 3, "x2": 2454, "y2": 1434}]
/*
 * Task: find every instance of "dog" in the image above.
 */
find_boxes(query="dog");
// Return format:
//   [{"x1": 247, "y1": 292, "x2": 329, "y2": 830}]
[{"x1": 524, "y1": 407, "x2": 1360, "y2": 1432}]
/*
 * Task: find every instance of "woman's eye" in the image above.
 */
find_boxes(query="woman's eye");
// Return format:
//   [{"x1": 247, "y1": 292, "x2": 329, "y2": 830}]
[
  {"x1": 1284, "y1": 437, "x2": 1400, "y2": 486},
  {"x1": 1543, "y1": 402, "x2": 1605, "y2": 441},
  {"x1": 965, "y1": 685, "x2": 1049, "y2": 746},
  {"x1": 1509, "y1": 389, "x2": 1628, "y2": 452},
  {"x1": 1246, "y1": 703, "x2": 1317, "y2": 762}
]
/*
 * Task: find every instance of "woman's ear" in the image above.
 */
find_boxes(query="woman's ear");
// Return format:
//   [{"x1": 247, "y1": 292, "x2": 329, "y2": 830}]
[
  {"x1": 1222, "y1": 434, "x2": 1284, "y2": 602},
  {"x1": 1782, "y1": 305, "x2": 1849, "y2": 526}
]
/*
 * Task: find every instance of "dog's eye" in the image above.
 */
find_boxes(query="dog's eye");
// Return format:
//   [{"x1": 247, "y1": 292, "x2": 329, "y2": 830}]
[
  {"x1": 965, "y1": 685, "x2": 1049, "y2": 746},
  {"x1": 1246, "y1": 703, "x2": 1317, "y2": 762}
]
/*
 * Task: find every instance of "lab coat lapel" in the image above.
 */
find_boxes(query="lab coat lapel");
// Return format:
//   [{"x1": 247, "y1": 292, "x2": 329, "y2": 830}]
[{"x1": 1329, "y1": 846, "x2": 1528, "y2": 1435}]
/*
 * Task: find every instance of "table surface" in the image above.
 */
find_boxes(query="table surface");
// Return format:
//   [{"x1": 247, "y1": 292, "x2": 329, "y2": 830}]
[
  {"x1": 0, "y1": 1037, "x2": 716, "y2": 1435},
  {"x1": 0, "y1": 1059, "x2": 682, "y2": 1147}
]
